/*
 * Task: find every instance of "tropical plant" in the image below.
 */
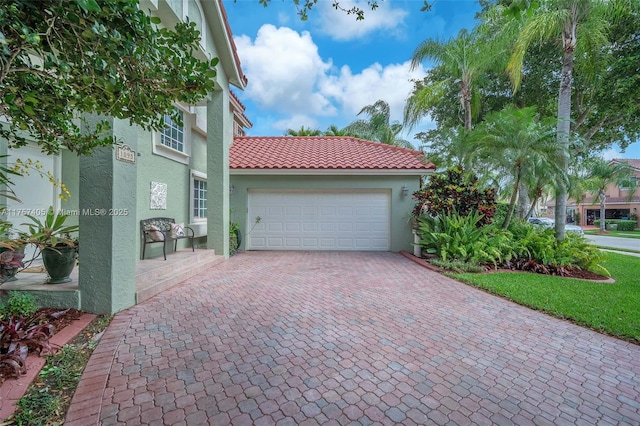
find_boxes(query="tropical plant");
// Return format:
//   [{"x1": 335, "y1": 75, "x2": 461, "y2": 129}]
[
  {"x1": 505, "y1": 0, "x2": 631, "y2": 240},
  {"x1": 323, "y1": 125, "x2": 354, "y2": 137},
  {"x1": 417, "y1": 210, "x2": 512, "y2": 267},
  {"x1": 0, "y1": 0, "x2": 218, "y2": 155},
  {"x1": 470, "y1": 105, "x2": 562, "y2": 229},
  {"x1": 0, "y1": 251, "x2": 25, "y2": 283},
  {"x1": 507, "y1": 219, "x2": 605, "y2": 275},
  {"x1": 405, "y1": 28, "x2": 499, "y2": 131},
  {"x1": 284, "y1": 126, "x2": 322, "y2": 136},
  {"x1": 344, "y1": 100, "x2": 414, "y2": 148},
  {"x1": 412, "y1": 167, "x2": 497, "y2": 226},
  {"x1": 21, "y1": 207, "x2": 79, "y2": 249},
  {"x1": 416, "y1": 127, "x2": 478, "y2": 171},
  {"x1": 0, "y1": 311, "x2": 62, "y2": 381},
  {"x1": 582, "y1": 158, "x2": 637, "y2": 232}
]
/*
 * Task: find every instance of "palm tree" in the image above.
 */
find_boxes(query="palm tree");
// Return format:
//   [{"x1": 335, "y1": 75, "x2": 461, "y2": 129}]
[
  {"x1": 344, "y1": 100, "x2": 414, "y2": 148},
  {"x1": 471, "y1": 105, "x2": 561, "y2": 229},
  {"x1": 583, "y1": 158, "x2": 636, "y2": 232},
  {"x1": 323, "y1": 125, "x2": 350, "y2": 136},
  {"x1": 505, "y1": 0, "x2": 622, "y2": 240},
  {"x1": 405, "y1": 29, "x2": 497, "y2": 131},
  {"x1": 284, "y1": 126, "x2": 322, "y2": 136},
  {"x1": 418, "y1": 127, "x2": 477, "y2": 171}
]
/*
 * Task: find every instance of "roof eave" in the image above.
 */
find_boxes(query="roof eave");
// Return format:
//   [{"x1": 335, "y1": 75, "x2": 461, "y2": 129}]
[
  {"x1": 230, "y1": 168, "x2": 435, "y2": 176},
  {"x1": 203, "y1": 0, "x2": 247, "y2": 90}
]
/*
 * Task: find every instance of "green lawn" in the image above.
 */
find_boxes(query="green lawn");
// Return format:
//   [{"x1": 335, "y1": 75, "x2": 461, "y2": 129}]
[
  {"x1": 452, "y1": 252, "x2": 640, "y2": 343},
  {"x1": 584, "y1": 229, "x2": 640, "y2": 239}
]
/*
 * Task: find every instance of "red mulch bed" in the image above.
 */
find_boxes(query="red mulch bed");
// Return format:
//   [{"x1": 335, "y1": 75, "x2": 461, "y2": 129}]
[{"x1": 36, "y1": 308, "x2": 86, "y2": 331}]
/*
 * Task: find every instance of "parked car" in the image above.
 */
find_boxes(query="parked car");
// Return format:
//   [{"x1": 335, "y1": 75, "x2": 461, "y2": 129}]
[{"x1": 527, "y1": 217, "x2": 585, "y2": 235}]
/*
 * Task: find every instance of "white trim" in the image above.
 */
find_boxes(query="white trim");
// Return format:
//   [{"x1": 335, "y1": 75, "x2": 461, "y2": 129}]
[
  {"x1": 230, "y1": 168, "x2": 434, "y2": 176},
  {"x1": 152, "y1": 106, "x2": 192, "y2": 164},
  {"x1": 189, "y1": 169, "x2": 208, "y2": 224}
]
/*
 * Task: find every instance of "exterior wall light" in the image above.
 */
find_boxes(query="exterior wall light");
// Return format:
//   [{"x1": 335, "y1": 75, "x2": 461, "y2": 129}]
[{"x1": 401, "y1": 185, "x2": 409, "y2": 197}]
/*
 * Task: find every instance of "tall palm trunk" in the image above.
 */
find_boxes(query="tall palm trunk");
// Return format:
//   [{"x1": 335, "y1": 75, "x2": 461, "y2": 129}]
[
  {"x1": 461, "y1": 79, "x2": 473, "y2": 130},
  {"x1": 554, "y1": 20, "x2": 576, "y2": 241},
  {"x1": 598, "y1": 189, "x2": 606, "y2": 232},
  {"x1": 517, "y1": 180, "x2": 530, "y2": 219},
  {"x1": 525, "y1": 185, "x2": 544, "y2": 219},
  {"x1": 502, "y1": 172, "x2": 521, "y2": 229}
]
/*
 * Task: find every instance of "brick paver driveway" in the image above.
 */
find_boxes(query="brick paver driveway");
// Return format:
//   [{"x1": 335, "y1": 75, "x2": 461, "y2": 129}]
[{"x1": 67, "y1": 252, "x2": 640, "y2": 425}]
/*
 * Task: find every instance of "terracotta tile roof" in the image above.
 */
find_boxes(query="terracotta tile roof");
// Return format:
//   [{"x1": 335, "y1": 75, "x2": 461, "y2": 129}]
[
  {"x1": 230, "y1": 136, "x2": 436, "y2": 171},
  {"x1": 612, "y1": 158, "x2": 640, "y2": 170}
]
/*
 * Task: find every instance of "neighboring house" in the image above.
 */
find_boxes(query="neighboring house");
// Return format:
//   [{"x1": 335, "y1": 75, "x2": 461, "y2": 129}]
[
  {"x1": 545, "y1": 158, "x2": 640, "y2": 226},
  {"x1": 2, "y1": 0, "x2": 249, "y2": 314},
  {"x1": 229, "y1": 136, "x2": 436, "y2": 252},
  {"x1": 577, "y1": 158, "x2": 640, "y2": 226}
]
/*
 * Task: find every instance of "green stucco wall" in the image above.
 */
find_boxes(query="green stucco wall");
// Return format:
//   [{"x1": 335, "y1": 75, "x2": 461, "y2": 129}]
[
  {"x1": 78, "y1": 117, "x2": 137, "y2": 314},
  {"x1": 135, "y1": 128, "x2": 193, "y2": 259},
  {"x1": 61, "y1": 150, "x2": 80, "y2": 227},
  {"x1": 229, "y1": 174, "x2": 423, "y2": 253}
]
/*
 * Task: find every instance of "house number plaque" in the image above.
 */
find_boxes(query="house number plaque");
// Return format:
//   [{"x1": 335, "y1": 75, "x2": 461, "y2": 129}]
[{"x1": 116, "y1": 145, "x2": 136, "y2": 164}]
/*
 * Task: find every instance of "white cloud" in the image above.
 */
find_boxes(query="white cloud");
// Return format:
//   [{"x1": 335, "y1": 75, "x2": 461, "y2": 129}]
[
  {"x1": 320, "y1": 61, "x2": 428, "y2": 125},
  {"x1": 601, "y1": 148, "x2": 621, "y2": 161},
  {"x1": 234, "y1": 24, "x2": 432, "y2": 138},
  {"x1": 314, "y1": 0, "x2": 408, "y2": 41},
  {"x1": 234, "y1": 25, "x2": 336, "y2": 117},
  {"x1": 272, "y1": 115, "x2": 320, "y2": 132}
]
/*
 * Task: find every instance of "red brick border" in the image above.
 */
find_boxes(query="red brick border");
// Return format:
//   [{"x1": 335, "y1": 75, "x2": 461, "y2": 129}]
[
  {"x1": 64, "y1": 313, "x2": 132, "y2": 426},
  {"x1": 0, "y1": 313, "x2": 97, "y2": 422}
]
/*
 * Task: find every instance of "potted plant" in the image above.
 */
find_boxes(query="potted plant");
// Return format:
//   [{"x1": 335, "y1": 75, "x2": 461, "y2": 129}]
[
  {"x1": 21, "y1": 207, "x2": 79, "y2": 284},
  {"x1": 0, "y1": 250, "x2": 25, "y2": 283}
]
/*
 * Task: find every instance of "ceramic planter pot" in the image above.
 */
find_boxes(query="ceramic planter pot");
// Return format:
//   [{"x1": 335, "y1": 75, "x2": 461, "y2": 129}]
[
  {"x1": 42, "y1": 245, "x2": 78, "y2": 284},
  {"x1": 1, "y1": 267, "x2": 19, "y2": 282}
]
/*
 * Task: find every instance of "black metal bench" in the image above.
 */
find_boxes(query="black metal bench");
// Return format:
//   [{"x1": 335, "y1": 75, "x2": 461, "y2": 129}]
[{"x1": 140, "y1": 217, "x2": 194, "y2": 260}]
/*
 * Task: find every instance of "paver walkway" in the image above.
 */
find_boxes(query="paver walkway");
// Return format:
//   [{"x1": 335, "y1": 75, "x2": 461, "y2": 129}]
[{"x1": 66, "y1": 251, "x2": 640, "y2": 425}]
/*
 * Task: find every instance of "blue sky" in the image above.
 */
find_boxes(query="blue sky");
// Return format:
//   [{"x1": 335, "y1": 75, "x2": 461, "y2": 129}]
[{"x1": 222, "y1": 0, "x2": 639, "y2": 160}]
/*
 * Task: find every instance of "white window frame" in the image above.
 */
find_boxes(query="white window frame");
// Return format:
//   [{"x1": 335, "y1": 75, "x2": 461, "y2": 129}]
[
  {"x1": 620, "y1": 176, "x2": 638, "y2": 190},
  {"x1": 152, "y1": 106, "x2": 191, "y2": 164},
  {"x1": 190, "y1": 169, "x2": 207, "y2": 223}
]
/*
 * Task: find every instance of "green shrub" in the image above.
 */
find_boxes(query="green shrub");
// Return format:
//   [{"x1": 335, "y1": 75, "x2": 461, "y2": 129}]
[
  {"x1": 593, "y1": 219, "x2": 637, "y2": 231},
  {"x1": 493, "y1": 203, "x2": 510, "y2": 229},
  {"x1": 412, "y1": 166, "x2": 497, "y2": 226},
  {"x1": 507, "y1": 219, "x2": 605, "y2": 274},
  {"x1": 417, "y1": 210, "x2": 505, "y2": 266},
  {"x1": 430, "y1": 259, "x2": 484, "y2": 273},
  {"x1": 0, "y1": 291, "x2": 38, "y2": 320}
]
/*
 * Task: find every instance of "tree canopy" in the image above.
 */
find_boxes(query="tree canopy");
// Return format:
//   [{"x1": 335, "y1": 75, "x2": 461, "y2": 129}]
[{"x1": 0, "y1": 0, "x2": 218, "y2": 155}]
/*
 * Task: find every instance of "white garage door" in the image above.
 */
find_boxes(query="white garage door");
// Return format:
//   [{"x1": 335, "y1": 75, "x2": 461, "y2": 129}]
[{"x1": 247, "y1": 190, "x2": 390, "y2": 251}]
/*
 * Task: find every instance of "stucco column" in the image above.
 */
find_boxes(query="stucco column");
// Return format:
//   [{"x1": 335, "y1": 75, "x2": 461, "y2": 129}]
[
  {"x1": 206, "y1": 91, "x2": 230, "y2": 257},
  {"x1": 78, "y1": 116, "x2": 137, "y2": 314}
]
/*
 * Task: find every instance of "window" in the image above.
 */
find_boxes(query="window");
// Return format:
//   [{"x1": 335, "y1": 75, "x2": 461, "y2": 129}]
[
  {"x1": 160, "y1": 110, "x2": 184, "y2": 152},
  {"x1": 153, "y1": 107, "x2": 191, "y2": 164},
  {"x1": 620, "y1": 176, "x2": 638, "y2": 190},
  {"x1": 193, "y1": 177, "x2": 207, "y2": 219}
]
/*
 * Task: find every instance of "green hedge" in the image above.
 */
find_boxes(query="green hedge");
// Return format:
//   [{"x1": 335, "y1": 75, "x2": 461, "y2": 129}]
[{"x1": 593, "y1": 219, "x2": 637, "y2": 231}]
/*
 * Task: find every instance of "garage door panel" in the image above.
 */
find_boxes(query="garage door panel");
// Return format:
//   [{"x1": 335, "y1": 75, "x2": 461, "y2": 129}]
[
  {"x1": 285, "y1": 206, "x2": 302, "y2": 215},
  {"x1": 285, "y1": 238, "x2": 302, "y2": 248},
  {"x1": 267, "y1": 222, "x2": 283, "y2": 231},
  {"x1": 320, "y1": 222, "x2": 336, "y2": 232},
  {"x1": 248, "y1": 190, "x2": 390, "y2": 251},
  {"x1": 285, "y1": 223, "x2": 301, "y2": 231}
]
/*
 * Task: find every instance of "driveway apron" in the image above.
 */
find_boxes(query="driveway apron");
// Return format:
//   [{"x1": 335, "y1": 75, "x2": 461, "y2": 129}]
[{"x1": 66, "y1": 251, "x2": 640, "y2": 425}]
